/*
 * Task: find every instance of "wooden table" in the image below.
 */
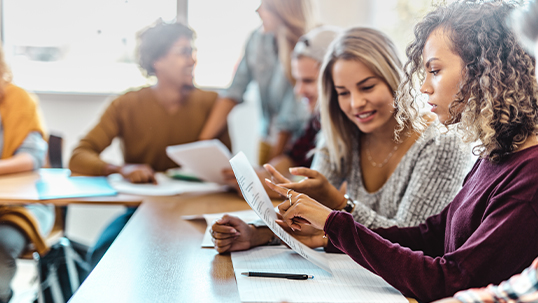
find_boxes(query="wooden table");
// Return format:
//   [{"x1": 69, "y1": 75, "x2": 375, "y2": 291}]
[
  {"x1": 0, "y1": 171, "x2": 142, "y2": 206},
  {"x1": 69, "y1": 192, "x2": 417, "y2": 303}
]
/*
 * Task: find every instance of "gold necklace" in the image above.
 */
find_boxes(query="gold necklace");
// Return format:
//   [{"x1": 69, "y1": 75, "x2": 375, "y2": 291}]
[{"x1": 365, "y1": 136, "x2": 399, "y2": 168}]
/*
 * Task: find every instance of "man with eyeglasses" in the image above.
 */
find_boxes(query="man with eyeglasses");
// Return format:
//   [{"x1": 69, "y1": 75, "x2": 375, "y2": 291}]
[{"x1": 69, "y1": 21, "x2": 231, "y2": 271}]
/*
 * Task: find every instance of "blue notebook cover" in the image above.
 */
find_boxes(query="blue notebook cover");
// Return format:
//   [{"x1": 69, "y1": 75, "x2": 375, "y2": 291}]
[{"x1": 35, "y1": 168, "x2": 117, "y2": 200}]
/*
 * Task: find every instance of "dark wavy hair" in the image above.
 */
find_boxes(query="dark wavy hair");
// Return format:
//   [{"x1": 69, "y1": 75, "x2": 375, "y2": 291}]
[
  {"x1": 137, "y1": 21, "x2": 195, "y2": 77},
  {"x1": 395, "y1": 0, "x2": 538, "y2": 163}
]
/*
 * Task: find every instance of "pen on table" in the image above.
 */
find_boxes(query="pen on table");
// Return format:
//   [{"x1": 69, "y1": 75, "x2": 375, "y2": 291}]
[{"x1": 241, "y1": 272, "x2": 314, "y2": 280}]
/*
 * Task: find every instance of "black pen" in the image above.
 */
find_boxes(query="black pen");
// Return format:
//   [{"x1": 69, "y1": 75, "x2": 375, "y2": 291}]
[{"x1": 241, "y1": 272, "x2": 314, "y2": 280}]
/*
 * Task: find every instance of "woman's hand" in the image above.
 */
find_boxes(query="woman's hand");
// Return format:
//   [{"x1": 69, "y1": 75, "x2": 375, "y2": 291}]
[
  {"x1": 264, "y1": 164, "x2": 347, "y2": 210},
  {"x1": 222, "y1": 167, "x2": 283, "y2": 199},
  {"x1": 211, "y1": 215, "x2": 273, "y2": 253},
  {"x1": 120, "y1": 164, "x2": 157, "y2": 184},
  {"x1": 275, "y1": 213, "x2": 328, "y2": 248},
  {"x1": 265, "y1": 179, "x2": 333, "y2": 231}
]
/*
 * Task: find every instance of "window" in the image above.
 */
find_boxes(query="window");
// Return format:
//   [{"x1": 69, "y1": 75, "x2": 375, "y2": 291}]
[
  {"x1": 1, "y1": 0, "x2": 177, "y2": 93},
  {"x1": 188, "y1": 0, "x2": 261, "y2": 88},
  {"x1": 0, "y1": 0, "x2": 262, "y2": 93}
]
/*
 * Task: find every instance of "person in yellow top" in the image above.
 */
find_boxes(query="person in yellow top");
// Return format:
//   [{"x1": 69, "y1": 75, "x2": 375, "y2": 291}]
[
  {"x1": 0, "y1": 43, "x2": 53, "y2": 303},
  {"x1": 68, "y1": 21, "x2": 231, "y2": 270}
]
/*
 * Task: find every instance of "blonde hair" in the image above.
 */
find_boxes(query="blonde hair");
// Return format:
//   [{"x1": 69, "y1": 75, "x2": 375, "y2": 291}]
[
  {"x1": 0, "y1": 41, "x2": 13, "y2": 101},
  {"x1": 319, "y1": 27, "x2": 403, "y2": 173},
  {"x1": 263, "y1": 0, "x2": 313, "y2": 84}
]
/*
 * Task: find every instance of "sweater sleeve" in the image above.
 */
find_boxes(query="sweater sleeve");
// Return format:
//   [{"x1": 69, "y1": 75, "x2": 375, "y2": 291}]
[
  {"x1": 69, "y1": 96, "x2": 122, "y2": 175},
  {"x1": 14, "y1": 131, "x2": 48, "y2": 169},
  {"x1": 324, "y1": 198, "x2": 538, "y2": 302},
  {"x1": 353, "y1": 133, "x2": 470, "y2": 228}
]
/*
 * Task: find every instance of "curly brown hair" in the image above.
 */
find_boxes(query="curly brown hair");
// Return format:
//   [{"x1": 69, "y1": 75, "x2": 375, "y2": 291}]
[
  {"x1": 395, "y1": 0, "x2": 538, "y2": 163},
  {"x1": 137, "y1": 21, "x2": 195, "y2": 77}
]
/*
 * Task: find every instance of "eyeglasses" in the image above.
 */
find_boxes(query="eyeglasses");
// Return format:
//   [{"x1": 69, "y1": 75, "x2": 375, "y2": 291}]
[{"x1": 170, "y1": 46, "x2": 197, "y2": 58}]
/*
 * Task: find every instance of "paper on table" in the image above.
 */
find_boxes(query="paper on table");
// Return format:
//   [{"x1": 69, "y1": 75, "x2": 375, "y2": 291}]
[
  {"x1": 229, "y1": 152, "x2": 331, "y2": 274},
  {"x1": 108, "y1": 173, "x2": 225, "y2": 196},
  {"x1": 166, "y1": 139, "x2": 232, "y2": 184},
  {"x1": 182, "y1": 209, "x2": 261, "y2": 248},
  {"x1": 232, "y1": 246, "x2": 407, "y2": 303}
]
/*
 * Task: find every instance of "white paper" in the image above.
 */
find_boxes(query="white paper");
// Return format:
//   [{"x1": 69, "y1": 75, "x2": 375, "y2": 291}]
[
  {"x1": 182, "y1": 209, "x2": 261, "y2": 248},
  {"x1": 107, "y1": 173, "x2": 225, "y2": 196},
  {"x1": 166, "y1": 139, "x2": 232, "y2": 184},
  {"x1": 232, "y1": 246, "x2": 407, "y2": 303},
  {"x1": 229, "y1": 152, "x2": 332, "y2": 274}
]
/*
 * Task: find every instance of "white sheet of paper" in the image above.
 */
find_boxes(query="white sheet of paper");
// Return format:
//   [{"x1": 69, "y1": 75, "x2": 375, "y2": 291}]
[
  {"x1": 232, "y1": 246, "x2": 407, "y2": 303},
  {"x1": 166, "y1": 139, "x2": 232, "y2": 184},
  {"x1": 182, "y1": 209, "x2": 261, "y2": 248},
  {"x1": 107, "y1": 173, "x2": 225, "y2": 196},
  {"x1": 229, "y1": 152, "x2": 332, "y2": 273}
]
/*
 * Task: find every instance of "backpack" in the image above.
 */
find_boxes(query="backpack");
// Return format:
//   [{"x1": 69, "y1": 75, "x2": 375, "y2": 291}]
[{"x1": 33, "y1": 237, "x2": 90, "y2": 303}]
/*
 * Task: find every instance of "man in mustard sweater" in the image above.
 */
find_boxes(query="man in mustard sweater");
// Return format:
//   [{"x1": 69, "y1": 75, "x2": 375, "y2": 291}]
[{"x1": 69, "y1": 21, "x2": 231, "y2": 270}]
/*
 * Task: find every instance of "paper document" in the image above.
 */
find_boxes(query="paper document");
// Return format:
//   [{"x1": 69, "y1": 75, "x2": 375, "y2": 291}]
[
  {"x1": 108, "y1": 173, "x2": 225, "y2": 196},
  {"x1": 229, "y1": 152, "x2": 331, "y2": 273},
  {"x1": 166, "y1": 139, "x2": 232, "y2": 184},
  {"x1": 232, "y1": 246, "x2": 407, "y2": 303}
]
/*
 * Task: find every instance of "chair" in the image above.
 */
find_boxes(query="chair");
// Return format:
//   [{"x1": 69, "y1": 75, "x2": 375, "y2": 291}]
[
  {"x1": 46, "y1": 133, "x2": 63, "y2": 169},
  {"x1": 19, "y1": 134, "x2": 89, "y2": 303}
]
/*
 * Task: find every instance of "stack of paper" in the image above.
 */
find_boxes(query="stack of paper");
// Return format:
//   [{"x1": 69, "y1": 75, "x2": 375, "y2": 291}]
[
  {"x1": 232, "y1": 246, "x2": 407, "y2": 303},
  {"x1": 166, "y1": 139, "x2": 232, "y2": 184},
  {"x1": 108, "y1": 172, "x2": 225, "y2": 196}
]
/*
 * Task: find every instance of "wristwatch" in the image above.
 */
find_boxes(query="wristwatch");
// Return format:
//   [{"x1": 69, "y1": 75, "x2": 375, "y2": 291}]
[{"x1": 341, "y1": 194, "x2": 357, "y2": 213}]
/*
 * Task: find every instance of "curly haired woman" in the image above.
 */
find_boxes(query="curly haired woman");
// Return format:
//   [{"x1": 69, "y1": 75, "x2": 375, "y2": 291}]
[{"x1": 265, "y1": 1, "x2": 538, "y2": 302}]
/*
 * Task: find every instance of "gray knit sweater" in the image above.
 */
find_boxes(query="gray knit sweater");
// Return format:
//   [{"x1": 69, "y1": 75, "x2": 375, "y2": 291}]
[{"x1": 311, "y1": 123, "x2": 473, "y2": 229}]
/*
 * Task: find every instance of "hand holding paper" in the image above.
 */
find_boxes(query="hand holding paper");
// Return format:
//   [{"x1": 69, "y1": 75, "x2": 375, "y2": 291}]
[
  {"x1": 265, "y1": 179, "x2": 333, "y2": 232},
  {"x1": 229, "y1": 152, "x2": 332, "y2": 274}
]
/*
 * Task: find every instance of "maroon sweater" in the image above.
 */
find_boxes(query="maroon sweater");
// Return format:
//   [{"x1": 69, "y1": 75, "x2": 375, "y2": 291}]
[{"x1": 324, "y1": 145, "x2": 538, "y2": 302}]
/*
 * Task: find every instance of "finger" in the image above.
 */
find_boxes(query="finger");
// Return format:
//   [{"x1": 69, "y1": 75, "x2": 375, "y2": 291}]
[
  {"x1": 264, "y1": 178, "x2": 290, "y2": 196},
  {"x1": 213, "y1": 232, "x2": 239, "y2": 240},
  {"x1": 263, "y1": 164, "x2": 290, "y2": 184},
  {"x1": 216, "y1": 244, "x2": 232, "y2": 254},
  {"x1": 216, "y1": 214, "x2": 242, "y2": 226},
  {"x1": 129, "y1": 173, "x2": 142, "y2": 184},
  {"x1": 289, "y1": 167, "x2": 319, "y2": 179},
  {"x1": 211, "y1": 224, "x2": 238, "y2": 234},
  {"x1": 148, "y1": 171, "x2": 158, "y2": 185},
  {"x1": 214, "y1": 237, "x2": 238, "y2": 248}
]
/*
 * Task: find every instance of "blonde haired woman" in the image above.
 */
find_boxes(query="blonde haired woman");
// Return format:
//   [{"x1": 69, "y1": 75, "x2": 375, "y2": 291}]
[
  {"x1": 267, "y1": 27, "x2": 471, "y2": 228},
  {"x1": 0, "y1": 43, "x2": 54, "y2": 303},
  {"x1": 211, "y1": 27, "x2": 471, "y2": 253},
  {"x1": 199, "y1": 0, "x2": 313, "y2": 164}
]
